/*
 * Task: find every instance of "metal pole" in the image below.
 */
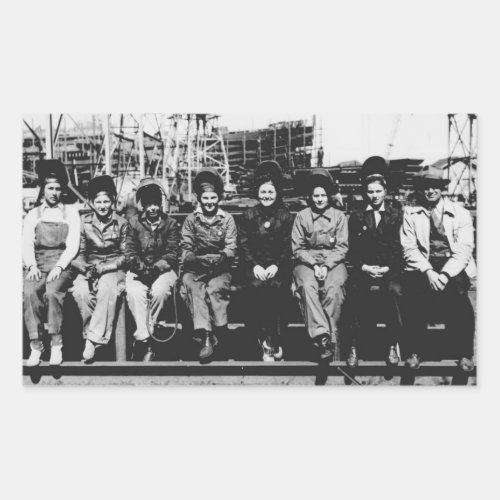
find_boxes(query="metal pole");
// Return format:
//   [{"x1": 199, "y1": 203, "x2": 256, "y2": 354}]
[
  {"x1": 103, "y1": 114, "x2": 111, "y2": 176},
  {"x1": 288, "y1": 122, "x2": 291, "y2": 172},
  {"x1": 447, "y1": 114, "x2": 452, "y2": 180},
  {"x1": 468, "y1": 115, "x2": 473, "y2": 202},
  {"x1": 273, "y1": 126, "x2": 276, "y2": 160},
  {"x1": 45, "y1": 114, "x2": 54, "y2": 159},
  {"x1": 187, "y1": 115, "x2": 192, "y2": 201},
  {"x1": 139, "y1": 114, "x2": 145, "y2": 179}
]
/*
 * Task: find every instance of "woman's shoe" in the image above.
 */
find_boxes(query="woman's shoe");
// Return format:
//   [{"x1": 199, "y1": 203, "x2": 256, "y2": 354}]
[
  {"x1": 261, "y1": 340, "x2": 275, "y2": 362},
  {"x1": 27, "y1": 347, "x2": 44, "y2": 367},
  {"x1": 199, "y1": 332, "x2": 218, "y2": 362},
  {"x1": 82, "y1": 340, "x2": 98, "y2": 364},
  {"x1": 49, "y1": 345, "x2": 63, "y2": 366},
  {"x1": 386, "y1": 345, "x2": 400, "y2": 366}
]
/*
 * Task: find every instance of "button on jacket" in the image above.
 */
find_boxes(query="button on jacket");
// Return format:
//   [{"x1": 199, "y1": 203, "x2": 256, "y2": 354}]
[
  {"x1": 128, "y1": 212, "x2": 180, "y2": 272},
  {"x1": 72, "y1": 212, "x2": 134, "y2": 273},
  {"x1": 400, "y1": 198, "x2": 476, "y2": 278},
  {"x1": 291, "y1": 206, "x2": 348, "y2": 269},
  {"x1": 239, "y1": 203, "x2": 294, "y2": 271},
  {"x1": 348, "y1": 203, "x2": 403, "y2": 275},
  {"x1": 180, "y1": 207, "x2": 237, "y2": 263}
]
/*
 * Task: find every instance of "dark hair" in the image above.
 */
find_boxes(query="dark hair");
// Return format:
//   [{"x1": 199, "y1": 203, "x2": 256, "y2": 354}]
[{"x1": 363, "y1": 174, "x2": 387, "y2": 190}]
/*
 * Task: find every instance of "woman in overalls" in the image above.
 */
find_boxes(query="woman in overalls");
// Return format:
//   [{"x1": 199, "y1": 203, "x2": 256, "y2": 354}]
[
  {"x1": 239, "y1": 161, "x2": 294, "y2": 361},
  {"x1": 291, "y1": 169, "x2": 349, "y2": 362},
  {"x1": 180, "y1": 168, "x2": 238, "y2": 362},
  {"x1": 23, "y1": 160, "x2": 81, "y2": 366},
  {"x1": 71, "y1": 175, "x2": 134, "y2": 363}
]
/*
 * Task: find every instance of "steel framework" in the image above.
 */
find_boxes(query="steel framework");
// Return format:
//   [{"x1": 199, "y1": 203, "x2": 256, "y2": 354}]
[
  {"x1": 23, "y1": 113, "x2": 231, "y2": 204},
  {"x1": 447, "y1": 113, "x2": 477, "y2": 203}
]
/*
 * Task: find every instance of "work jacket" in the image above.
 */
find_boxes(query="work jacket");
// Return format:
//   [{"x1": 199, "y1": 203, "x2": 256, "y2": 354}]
[
  {"x1": 72, "y1": 212, "x2": 134, "y2": 273},
  {"x1": 348, "y1": 203, "x2": 404, "y2": 275},
  {"x1": 128, "y1": 212, "x2": 180, "y2": 272},
  {"x1": 239, "y1": 203, "x2": 294, "y2": 272},
  {"x1": 400, "y1": 198, "x2": 476, "y2": 278},
  {"x1": 180, "y1": 207, "x2": 238, "y2": 264},
  {"x1": 291, "y1": 206, "x2": 348, "y2": 269}
]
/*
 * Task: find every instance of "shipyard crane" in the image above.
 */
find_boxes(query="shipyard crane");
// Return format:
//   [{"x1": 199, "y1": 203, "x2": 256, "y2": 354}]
[{"x1": 386, "y1": 114, "x2": 402, "y2": 161}]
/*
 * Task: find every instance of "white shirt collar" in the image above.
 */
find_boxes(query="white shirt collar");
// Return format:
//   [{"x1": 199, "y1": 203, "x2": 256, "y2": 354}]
[
  {"x1": 41, "y1": 201, "x2": 64, "y2": 211},
  {"x1": 366, "y1": 202, "x2": 386, "y2": 212}
]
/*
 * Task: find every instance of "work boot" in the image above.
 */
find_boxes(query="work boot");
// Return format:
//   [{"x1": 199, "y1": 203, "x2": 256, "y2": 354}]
[
  {"x1": 199, "y1": 331, "x2": 218, "y2": 362},
  {"x1": 346, "y1": 346, "x2": 359, "y2": 368},
  {"x1": 143, "y1": 345, "x2": 155, "y2": 362},
  {"x1": 49, "y1": 345, "x2": 63, "y2": 366},
  {"x1": 314, "y1": 334, "x2": 335, "y2": 362},
  {"x1": 27, "y1": 346, "x2": 44, "y2": 367},
  {"x1": 405, "y1": 353, "x2": 421, "y2": 370},
  {"x1": 387, "y1": 345, "x2": 400, "y2": 366},
  {"x1": 458, "y1": 357, "x2": 474, "y2": 373}
]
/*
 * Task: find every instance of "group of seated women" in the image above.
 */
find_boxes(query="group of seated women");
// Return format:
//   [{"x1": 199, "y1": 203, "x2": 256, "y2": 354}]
[{"x1": 23, "y1": 157, "x2": 476, "y2": 372}]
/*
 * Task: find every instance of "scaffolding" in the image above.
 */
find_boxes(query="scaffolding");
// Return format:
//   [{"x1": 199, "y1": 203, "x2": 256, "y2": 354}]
[{"x1": 447, "y1": 113, "x2": 477, "y2": 204}]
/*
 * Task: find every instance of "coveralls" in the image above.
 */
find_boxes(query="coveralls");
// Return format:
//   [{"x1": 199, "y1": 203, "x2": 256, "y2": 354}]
[
  {"x1": 291, "y1": 206, "x2": 348, "y2": 343},
  {"x1": 180, "y1": 207, "x2": 237, "y2": 332},
  {"x1": 23, "y1": 202, "x2": 81, "y2": 345},
  {"x1": 71, "y1": 212, "x2": 134, "y2": 345},
  {"x1": 125, "y1": 212, "x2": 180, "y2": 339}
]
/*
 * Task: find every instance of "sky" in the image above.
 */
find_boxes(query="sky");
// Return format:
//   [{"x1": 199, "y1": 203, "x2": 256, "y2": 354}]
[{"x1": 23, "y1": 112, "x2": 456, "y2": 166}]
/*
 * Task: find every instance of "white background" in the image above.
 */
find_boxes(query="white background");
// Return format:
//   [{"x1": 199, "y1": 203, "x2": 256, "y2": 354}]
[{"x1": 1, "y1": 1, "x2": 499, "y2": 499}]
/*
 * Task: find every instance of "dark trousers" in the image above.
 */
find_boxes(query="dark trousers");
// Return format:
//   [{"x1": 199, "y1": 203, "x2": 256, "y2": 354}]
[
  {"x1": 402, "y1": 271, "x2": 475, "y2": 359},
  {"x1": 345, "y1": 274, "x2": 403, "y2": 355},
  {"x1": 245, "y1": 272, "x2": 290, "y2": 343}
]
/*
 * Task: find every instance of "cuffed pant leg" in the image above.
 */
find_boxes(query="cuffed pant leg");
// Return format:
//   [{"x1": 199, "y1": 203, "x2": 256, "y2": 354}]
[
  {"x1": 293, "y1": 264, "x2": 329, "y2": 340},
  {"x1": 87, "y1": 272, "x2": 121, "y2": 345},
  {"x1": 125, "y1": 272, "x2": 150, "y2": 341},
  {"x1": 71, "y1": 274, "x2": 95, "y2": 337},
  {"x1": 45, "y1": 270, "x2": 73, "y2": 337},
  {"x1": 150, "y1": 270, "x2": 177, "y2": 324},
  {"x1": 206, "y1": 273, "x2": 232, "y2": 328},
  {"x1": 23, "y1": 274, "x2": 46, "y2": 340},
  {"x1": 181, "y1": 273, "x2": 211, "y2": 332},
  {"x1": 320, "y1": 263, "x2": 347, "y2": 343}
]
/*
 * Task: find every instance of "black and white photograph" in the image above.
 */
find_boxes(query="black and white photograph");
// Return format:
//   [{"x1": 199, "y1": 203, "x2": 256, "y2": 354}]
[
  {"x1": 21, "y1": 112, "x2": 477, "y2": 385},
  {"x1": 3, "y1": 2, "x2": 499, "y2": 499}
]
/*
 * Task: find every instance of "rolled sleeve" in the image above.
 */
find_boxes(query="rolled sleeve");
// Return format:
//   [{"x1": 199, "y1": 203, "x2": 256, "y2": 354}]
[
  {"x1": 22, "y1": 209, "x2": 37, "y2": 269},
  {"x1": 55, "y1": 205, "x2": 81, "y2": 270}
]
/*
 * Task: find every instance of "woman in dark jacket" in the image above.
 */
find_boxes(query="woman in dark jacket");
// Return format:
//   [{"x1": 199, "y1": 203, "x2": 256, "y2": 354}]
[
  {"x1": 71, "y1": 175, "x2": 134, "y2": 363},
  {"x1": 345, "y1": 173, "x2": 404, "y2": 367},
  {"x1": 239, "y1": 161, "x2": 295, "y2": 361}
]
